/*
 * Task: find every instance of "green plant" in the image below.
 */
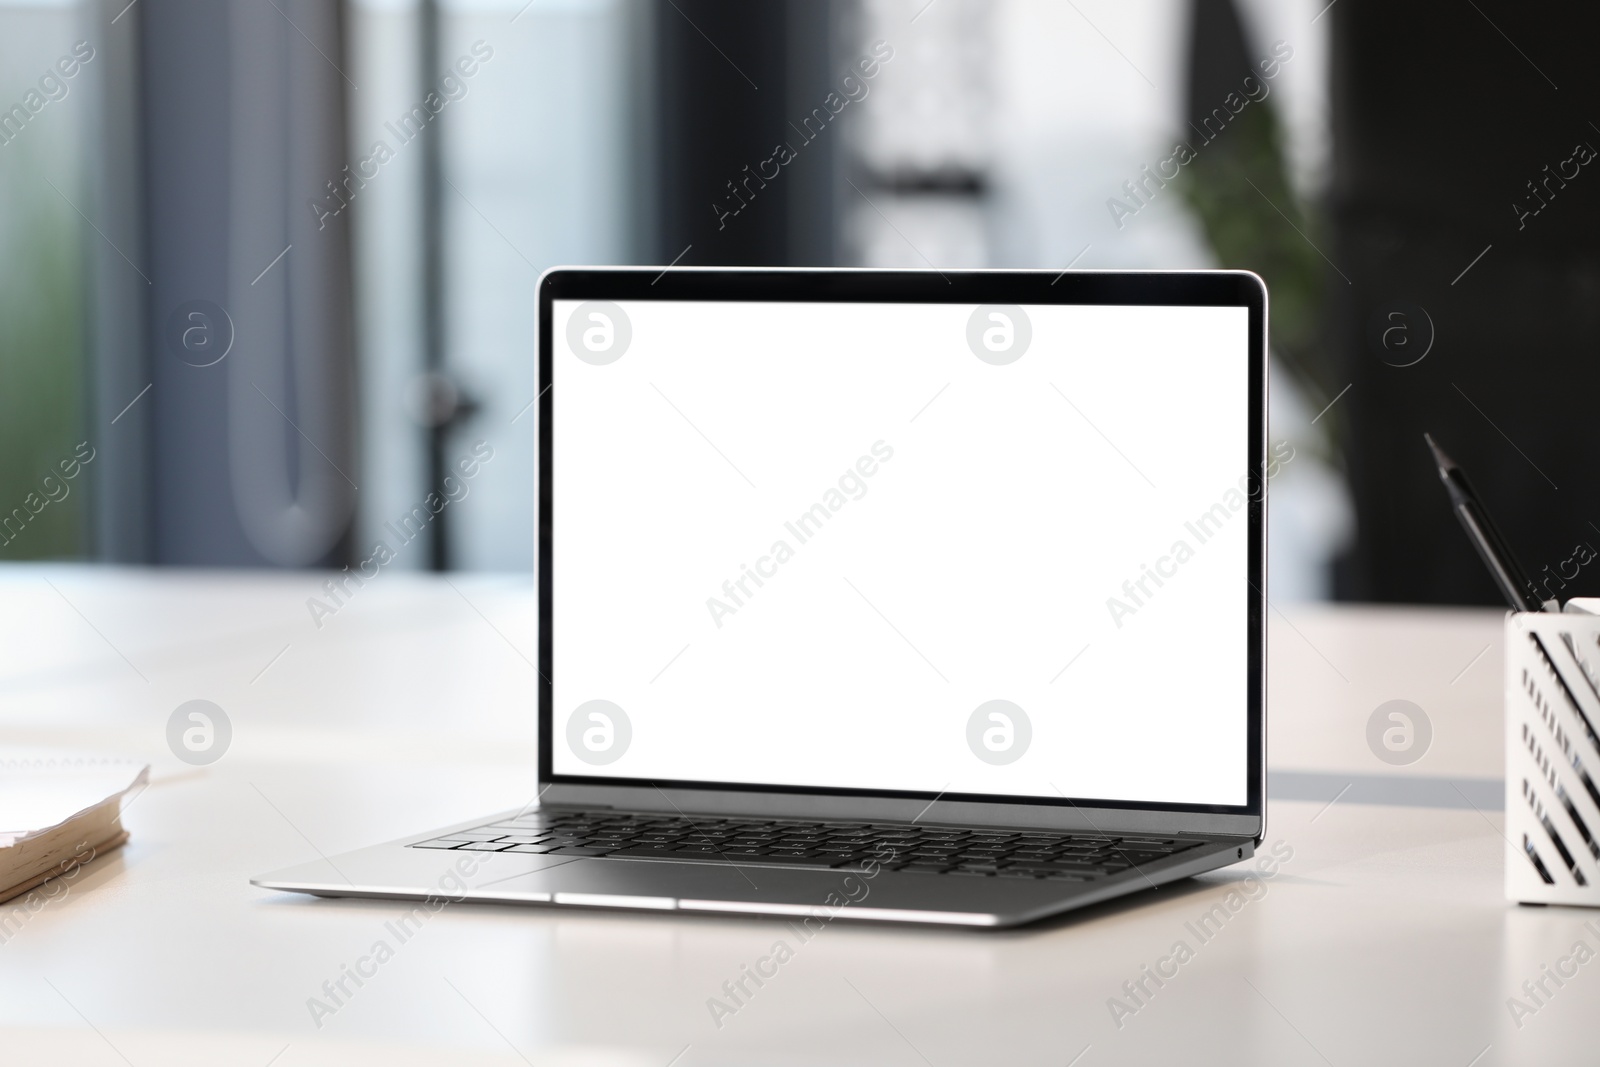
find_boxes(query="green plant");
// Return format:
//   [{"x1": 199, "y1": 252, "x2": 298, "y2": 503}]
[
  {"x1": 1177, "y1": 83, "x2": 1338, "y2": 444},
  {"x1": 0, "y1": 152, "x2": 87, "y2": 559}
]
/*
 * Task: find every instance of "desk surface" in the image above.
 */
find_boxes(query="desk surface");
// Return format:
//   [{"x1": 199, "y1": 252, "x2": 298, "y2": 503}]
[{"x1": 0, "y1": 566, "x2": 1585, "y2": 1066}]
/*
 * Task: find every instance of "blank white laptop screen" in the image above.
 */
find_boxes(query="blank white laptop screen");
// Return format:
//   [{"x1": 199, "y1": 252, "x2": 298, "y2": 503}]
[{"x1": 552, "y1": 299, "x2": 1251, "y2": 807}]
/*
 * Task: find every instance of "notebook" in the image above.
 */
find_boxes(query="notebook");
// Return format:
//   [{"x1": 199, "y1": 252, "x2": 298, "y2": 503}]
[{"x1": 0, "y1": 750, "x2": 147, "y2": 906}]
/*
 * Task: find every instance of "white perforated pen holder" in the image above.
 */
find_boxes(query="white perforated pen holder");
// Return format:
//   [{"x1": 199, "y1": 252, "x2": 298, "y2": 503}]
[{"x1": 1507, "y1": 611, "x2": 1600, "y2": 905}]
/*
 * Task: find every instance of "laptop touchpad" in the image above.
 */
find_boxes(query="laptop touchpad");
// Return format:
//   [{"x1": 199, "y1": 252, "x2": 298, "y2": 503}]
[{"x1": 476, "y1": 857, "x2": 848, "y2": 908}]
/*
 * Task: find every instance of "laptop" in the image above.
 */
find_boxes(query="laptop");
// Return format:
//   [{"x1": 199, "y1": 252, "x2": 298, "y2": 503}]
[{"x1": 254, "y1": 267, "x2": 1269, "y2": 928}]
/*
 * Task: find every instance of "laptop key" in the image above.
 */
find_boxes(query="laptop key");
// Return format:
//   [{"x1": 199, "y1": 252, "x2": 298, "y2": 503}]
[
  {"x1": 1016, "y1": 860, "x2": 1104, "y2": 873},
  {"x1": 439, "y1": 831, "x2": 513, "y2": 842},
  {"x1": 542, "y1": 846, "x2": 622, "y2": 857},
  {"x1": 432, "y1": 835, "x2": 500, "y2": 844},
  {"x1": 455, "y1": 841, "x2": 516, "y2": 851},
  {"x1": 413, "y1": 840, "x2": 467, "y2": 849},
  {"x1": 602, "y1": 847, "x2": 840, "y2": 868},
  {"x1": 745, "y1": 854, "x2": 848, "y2": 868},
  {"x1": 603, "y1": 846, "x2": 702, "y2": 860}
]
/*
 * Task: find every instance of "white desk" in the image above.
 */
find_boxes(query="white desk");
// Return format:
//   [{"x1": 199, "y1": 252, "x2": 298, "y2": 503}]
[{"x1": 0, "y1": 566, "x2": 1583, "y2": 1065}]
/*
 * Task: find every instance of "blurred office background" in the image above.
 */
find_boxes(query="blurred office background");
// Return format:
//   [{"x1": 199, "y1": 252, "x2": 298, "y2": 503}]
[{"x1": 1, "y1": 0, "x2": 1594, "y2": 605}]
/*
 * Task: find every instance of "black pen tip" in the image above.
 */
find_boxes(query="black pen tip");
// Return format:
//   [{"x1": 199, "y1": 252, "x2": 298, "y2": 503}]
[{"x1": 1424, "y1": 432, "x2": 1456, "y2": 474}]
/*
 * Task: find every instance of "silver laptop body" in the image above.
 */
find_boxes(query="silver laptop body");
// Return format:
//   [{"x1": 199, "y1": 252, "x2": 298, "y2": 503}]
[{"x1": 255, "y1": 267, "x2": 1268, "y2": 928}]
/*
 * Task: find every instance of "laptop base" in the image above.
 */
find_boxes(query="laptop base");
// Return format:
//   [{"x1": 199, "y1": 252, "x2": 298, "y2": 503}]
[{"x1": 253, "y1": 810, "x2": 1251, "y2": 929}]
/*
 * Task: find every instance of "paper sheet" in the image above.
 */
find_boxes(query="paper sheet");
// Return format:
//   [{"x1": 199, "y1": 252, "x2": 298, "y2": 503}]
[{"x1": 0, "y1": 749, "x2": 149, "y2": 847}]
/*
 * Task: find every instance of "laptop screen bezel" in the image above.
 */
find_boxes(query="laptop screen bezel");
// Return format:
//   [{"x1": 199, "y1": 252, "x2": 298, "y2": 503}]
[{"x1": 536, "y1": 268, "x2": 1267, "y2": 839}]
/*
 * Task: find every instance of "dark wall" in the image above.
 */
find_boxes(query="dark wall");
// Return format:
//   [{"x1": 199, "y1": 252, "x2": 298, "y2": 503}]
[
  {"x1": 654, "y1": 0, "x2": 836, "y2": 266},
  {"x1": 1332, "y1": 0, "x2": 1600, "y2": 604}
]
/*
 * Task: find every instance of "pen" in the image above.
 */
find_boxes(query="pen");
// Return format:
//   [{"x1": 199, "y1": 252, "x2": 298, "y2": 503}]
[{"x1": 1424, "y1": 433, "x2": 1554, "y2": 613}]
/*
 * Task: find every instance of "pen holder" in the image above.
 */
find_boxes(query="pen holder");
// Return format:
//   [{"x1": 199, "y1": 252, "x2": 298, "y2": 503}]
[{"x1": 1507, "y1": 611, "x2": 1600, "y2": 905}]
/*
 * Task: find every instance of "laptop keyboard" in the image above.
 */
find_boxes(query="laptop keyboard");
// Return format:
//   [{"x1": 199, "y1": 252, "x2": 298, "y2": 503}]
[{"x1": 410, "y1": 811, "x2": 1205, "y2": 881}]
